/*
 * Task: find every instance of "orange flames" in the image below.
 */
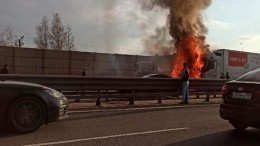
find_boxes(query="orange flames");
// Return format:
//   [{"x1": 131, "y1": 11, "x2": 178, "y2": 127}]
[{"x1": 171, "y1": 36, "x2": 205, "y2": 79}]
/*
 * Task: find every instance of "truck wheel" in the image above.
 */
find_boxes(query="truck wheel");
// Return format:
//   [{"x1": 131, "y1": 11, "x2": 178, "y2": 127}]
[
  {"x1": 229, "y1": 120, "x2": 248, "y2": 131},
  {"x1": 7, "y1": 96, "x2": 46, "y2": 134}
]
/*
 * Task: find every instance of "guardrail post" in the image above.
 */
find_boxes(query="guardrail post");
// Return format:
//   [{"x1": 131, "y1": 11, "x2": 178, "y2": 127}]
[
  {"x1": 106, "y1": 90, "x2": 109, "y2": 102},
  {"x1": 96, "y1": 98, "x2": 101, "y2": 106},
  {"x1": 177, "y1": 89, "x2": 180, "y2": 99},
  {"x1": 129, "y1": 90, "x2": 135, "y2": 105},
  {"x1": 75, "y1": 90, "x2": 81, "y2": 102},
  {"x1": 213, "y1": 92, "x2": 217, "y2": 98},
  {"x1": 196, "y1": 90, "x2": 200, "y2": 98},
  {"x1": 96, "y1": 90, "x2": 101, "y2": 106},
  {"x1": 205, "y1": 89, "x2": 210, "y2": 102},
  {"x1": 205, "y1": 95, "x2": 210, "y2": 102},
  {"x1": 157, "y1": 89, "x2": 162, "y2": 104}
]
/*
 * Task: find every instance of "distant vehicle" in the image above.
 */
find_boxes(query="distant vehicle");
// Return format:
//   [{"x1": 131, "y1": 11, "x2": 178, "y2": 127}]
[
  {"x1": 117, "y1": 74, "x2": 172, "y2": 95},
  {"x1": 134, "y1": 62, "x2": 158, "y2": 77},
  {"x1": 142, "y1": 74, "x2": 172, "y2": 78},
  {"x1": 219, "y1": 68, "x2": 260, "y2": 130},
  {"x1": 0, "y1": 80, "x2": 69, "y2": 134},
  {"x1": 204, "y1": 49, "x2": 260, "y2": 79}
]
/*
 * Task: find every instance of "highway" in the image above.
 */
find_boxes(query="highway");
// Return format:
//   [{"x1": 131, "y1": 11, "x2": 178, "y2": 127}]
[{"x1": 0, "y1": 104, "x2": 259, "y2": 146}]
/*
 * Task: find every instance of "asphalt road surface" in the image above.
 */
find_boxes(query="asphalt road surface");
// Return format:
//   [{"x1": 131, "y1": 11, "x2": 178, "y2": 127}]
[{"x1": 0, "y1": 104, "x2": 259, "y2": 146}]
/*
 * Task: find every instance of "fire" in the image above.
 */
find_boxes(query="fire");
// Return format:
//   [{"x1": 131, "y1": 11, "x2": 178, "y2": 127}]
[{"x1": 171, "y1": 36, "x2": 205, "y2": 79}]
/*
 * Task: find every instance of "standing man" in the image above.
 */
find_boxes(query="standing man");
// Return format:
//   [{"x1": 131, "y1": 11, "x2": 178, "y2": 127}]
[
  {"x1": 225, "y1": 72, "x2": 230, "y2": 79},
  {"x1": 180, "y1": 62, "x2": 190, "y2": 104},
  {"x1": 76, "y1": 68, "x2": 86, "y2": 103},
  {"x1": 220, "y1": 73, "x2": 225, "y2": 79},
  {"x1": 81, "y1": 68, "x2": 86, "y2": 76},
  {"x1": 1, "y1": 64, "x2": 9, "y2": 74}
]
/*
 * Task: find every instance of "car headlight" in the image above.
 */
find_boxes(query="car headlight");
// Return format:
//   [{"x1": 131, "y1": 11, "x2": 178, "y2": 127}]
[{"x1": 44, "y1": 89, "x2": 64, "y2": 98}]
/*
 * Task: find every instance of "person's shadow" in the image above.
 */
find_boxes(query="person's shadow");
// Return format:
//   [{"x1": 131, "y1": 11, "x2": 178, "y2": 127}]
[{"x1": 165, "y1": 128, "x2": 260, "y2": 146}]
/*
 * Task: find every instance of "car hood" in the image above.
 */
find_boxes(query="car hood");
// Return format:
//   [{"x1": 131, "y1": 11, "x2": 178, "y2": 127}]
[{"x1": 0, "y1": 80, "x2": 52, "y2": 89}]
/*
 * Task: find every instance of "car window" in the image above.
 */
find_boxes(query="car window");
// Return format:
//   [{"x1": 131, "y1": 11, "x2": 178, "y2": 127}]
[{"x1": 237, "y1": 68, "x2": 260, "y2": 82}]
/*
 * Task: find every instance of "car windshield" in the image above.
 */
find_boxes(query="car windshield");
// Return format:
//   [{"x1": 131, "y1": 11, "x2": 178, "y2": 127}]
[{"x1": 236, "y1": 68, "x2": 260, "y2": 82}]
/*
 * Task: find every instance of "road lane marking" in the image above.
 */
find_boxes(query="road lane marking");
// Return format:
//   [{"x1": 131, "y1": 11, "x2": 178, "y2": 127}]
[
  {"x1": 23, "y1": 127, "x2": 189, "y2": 146},
  {"x1": 69, "y1": 104, "x2": 219, "y2": 114}
]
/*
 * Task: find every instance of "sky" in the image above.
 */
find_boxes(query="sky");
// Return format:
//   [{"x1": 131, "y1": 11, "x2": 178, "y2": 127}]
[{"x1": 0, "y1": 0, "x2": 260, "y2": 55}]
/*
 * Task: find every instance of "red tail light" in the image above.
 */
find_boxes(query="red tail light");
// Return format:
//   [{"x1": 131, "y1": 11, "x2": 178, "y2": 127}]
[{"x1": 222, "y1": 85, "x2": 230, "y2": 98}]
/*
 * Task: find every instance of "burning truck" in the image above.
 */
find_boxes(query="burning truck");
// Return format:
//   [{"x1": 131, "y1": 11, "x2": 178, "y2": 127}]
[
  {"x1": 141, "y1": 0, "x2": 259, "y2": 80},
  {"x1": 142, "y1": 0, "x2": 213, "y2": 79}
]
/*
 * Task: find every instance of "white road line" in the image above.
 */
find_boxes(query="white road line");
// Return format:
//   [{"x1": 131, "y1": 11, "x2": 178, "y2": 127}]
[
  {"x1": 23, "y1": 127, "x2": 189, "y2": 146},
  {"x1": 69, "y1": 104, "x2": 218, "y2": 114}
]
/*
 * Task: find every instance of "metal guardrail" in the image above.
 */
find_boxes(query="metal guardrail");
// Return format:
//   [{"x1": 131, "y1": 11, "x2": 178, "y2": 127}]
[{"x1": 0, "y1": 74, "x2": 228, "y2": 105}]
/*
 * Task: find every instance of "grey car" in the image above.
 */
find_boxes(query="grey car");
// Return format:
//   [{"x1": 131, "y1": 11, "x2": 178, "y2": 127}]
[{"x1": 0, "y1": 80, "x2": 69, "y2": 134}]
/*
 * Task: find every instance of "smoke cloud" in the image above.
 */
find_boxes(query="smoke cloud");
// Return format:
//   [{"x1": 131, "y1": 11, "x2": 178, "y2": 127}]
[
  {"x1": 103, "y1": 0, "x2": 118, "y2": 53},
  {"x1": 140, "y1": 0, "x2": 211, "y2": 49},
  {"x1": 140, "y1": 0, "x2": 212, "y2": 78},
  {"x1": 142, "y1": 26, "x2": 175, "y2": 55}
]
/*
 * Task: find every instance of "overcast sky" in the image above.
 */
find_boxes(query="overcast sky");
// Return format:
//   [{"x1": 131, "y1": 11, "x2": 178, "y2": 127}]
[{"x1": 1, "y1": 0, "x2": 260, "y2": 55}]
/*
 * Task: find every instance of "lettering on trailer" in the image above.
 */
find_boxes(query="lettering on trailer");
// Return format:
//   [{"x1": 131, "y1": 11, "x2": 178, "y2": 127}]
[{"x1": 228, "y1": 51, "x2": 248, "y2": 67}]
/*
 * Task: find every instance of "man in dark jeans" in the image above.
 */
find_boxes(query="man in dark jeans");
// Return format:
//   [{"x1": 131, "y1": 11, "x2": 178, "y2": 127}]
[
  {"x1": 179, "y1": 63, "x2": 190, "y2": 104},
  {"x1": 76, "y1": 68, "x2": 86, "y2": 102}
]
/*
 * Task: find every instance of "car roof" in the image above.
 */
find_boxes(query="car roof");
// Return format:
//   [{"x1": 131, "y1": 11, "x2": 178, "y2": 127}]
[
  {"x1": 142, "y1": 74, "x2": 172, "y2": 78},
  {"x1": 236, "y1": 68, "x2": 260, "y2": 82}
]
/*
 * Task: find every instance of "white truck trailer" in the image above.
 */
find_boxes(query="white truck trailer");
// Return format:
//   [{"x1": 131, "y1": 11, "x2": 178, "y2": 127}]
[{"x1": 204, "y1": 49, "x2": 260, "y2": 80}]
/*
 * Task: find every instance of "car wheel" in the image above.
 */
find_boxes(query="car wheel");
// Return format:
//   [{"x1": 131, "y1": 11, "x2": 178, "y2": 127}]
[
  {"x1": 229, "y1": 120, "x2": 248, "y2": 131},
  {"x1": 7, "y1": 96, "x2": 46, "y2": 134}
]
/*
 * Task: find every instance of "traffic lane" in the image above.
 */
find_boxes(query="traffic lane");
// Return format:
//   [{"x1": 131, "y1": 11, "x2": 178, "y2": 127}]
[
  {"x1": 56, "y1": 128, "x2": 260, "y2": 146},
  {"x1": 43, "y1": 105, "x2": 259, "y2": 146},
  {"x1": 166, "y1": 128, "x2": 260, "y2": 146},
  {"x1": 0, "y1": 105, "x2": 258, "y2": 146},
  {"x1": 0, "y1": 105, "x2": 232, "y2": 145},
  {"x1": 0, "y1": 105, "x2": 210, "y2": 145},
  {"x1": 63, "y1": 105, "x2": 231, "y2": 138}
]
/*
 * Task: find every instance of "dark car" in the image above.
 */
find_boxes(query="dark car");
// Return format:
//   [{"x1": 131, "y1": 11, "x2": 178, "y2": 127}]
[
  {"x1": 219, "y1": 68, "x2": 260, "y2": 130},
  {"x1": 142, "y1": 74, "x2": 172, "y2": 78},
  {"x1": 0, "y1": 80, "x2": 69, "y2": 133}
]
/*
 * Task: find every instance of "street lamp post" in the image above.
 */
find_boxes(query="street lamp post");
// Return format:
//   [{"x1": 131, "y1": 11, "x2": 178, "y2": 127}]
[{"x1": 240, "y1": 43, "x2": 244, "y2": 52}]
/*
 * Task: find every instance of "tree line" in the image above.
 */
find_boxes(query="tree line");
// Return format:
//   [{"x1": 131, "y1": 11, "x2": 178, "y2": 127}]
[{"x1": 0, "y1": 12, "x2": 76, "y2": 51}]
